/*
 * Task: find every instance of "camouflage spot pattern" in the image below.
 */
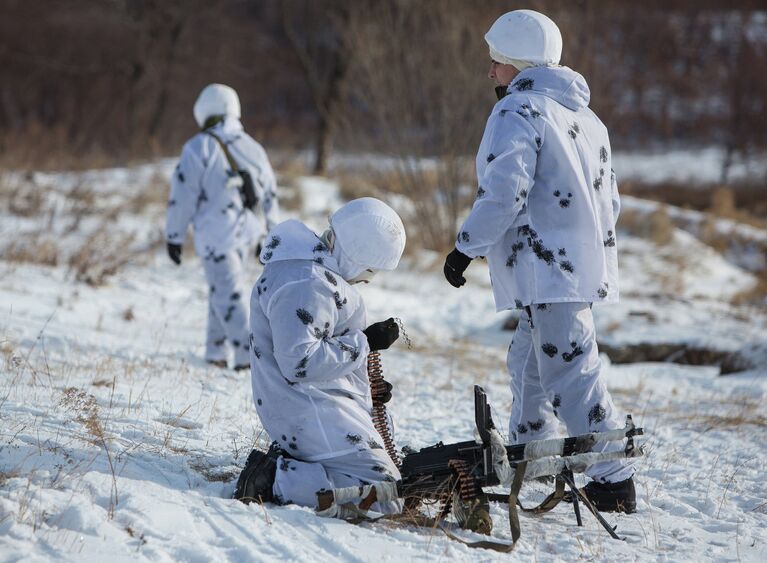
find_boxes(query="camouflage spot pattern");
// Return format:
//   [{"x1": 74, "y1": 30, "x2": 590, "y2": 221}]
[
  {"x1": 542, "y1": 343, "x2": 558, "y2": 357},
  {"x1": 588, "y1": 403, "x2": 606, "y2": 425},
  {"x1": 324, "y1": 271, "x2": 338, "y2": 286},
  {"x1": 514, "y1": 78, "x2": 534, "y2": 91},
  {"x1": 561, "y1": 342, "x2": 584, "y2": 362},
  {"x1": 296, "y1": 308, "x2": 314, "y2": 325},
  {"x1": 528, "y1": 418, "x2": 545, "y2": 432}
]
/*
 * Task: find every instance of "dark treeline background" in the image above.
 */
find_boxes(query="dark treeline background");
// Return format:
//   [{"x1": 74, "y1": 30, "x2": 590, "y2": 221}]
[{"x1": 1, "y1": 0, "x2": 766, "y2": 175}]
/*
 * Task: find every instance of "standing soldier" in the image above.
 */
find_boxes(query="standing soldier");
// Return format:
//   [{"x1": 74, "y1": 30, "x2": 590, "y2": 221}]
[
  {"x1": 166, "y1": 83, "x2": 279, "y2": 370},
  {"x1": 443, "y1": 10, "x2": 636, "y2": 512}
]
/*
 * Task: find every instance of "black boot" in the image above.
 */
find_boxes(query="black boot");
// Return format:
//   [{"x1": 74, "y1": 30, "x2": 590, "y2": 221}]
[
  {"x1": 233, "y1": 444, "x2": 280, "y2": 504},
  {"x1": 582, "y1": 477, "x2": 636, "y2": 514}
]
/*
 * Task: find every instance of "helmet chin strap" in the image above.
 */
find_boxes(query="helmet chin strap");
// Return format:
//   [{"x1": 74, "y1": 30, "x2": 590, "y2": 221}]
[
  {"x1": 347, "y1": 269, "x2": 377, "y2": 285},
  {"x1": 324, "y1": 228, "x2": 372, "y2": 282}
]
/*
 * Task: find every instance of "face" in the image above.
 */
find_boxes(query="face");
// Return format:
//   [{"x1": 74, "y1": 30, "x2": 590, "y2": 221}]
[{"x1": 488, "y1": 60, "x2": 520, "y2": 87}]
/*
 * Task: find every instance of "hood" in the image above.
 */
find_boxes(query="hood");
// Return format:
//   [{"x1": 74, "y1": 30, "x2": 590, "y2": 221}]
[
  {"x1": 259, "y1": 220, "x2": 339, "y2": 272},
  {"x1": 507, "y1": 65, "x2": 590, "y2": 111}
]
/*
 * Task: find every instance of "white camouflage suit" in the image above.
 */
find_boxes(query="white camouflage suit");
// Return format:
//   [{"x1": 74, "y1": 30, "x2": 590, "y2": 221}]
[
  {"x1": 166, "y1": 116, "x2": 278, "y2": 366},
  {"x1": 456, "y1": 65, "x2": 633, "y2": 483},
  {"x1": 249, "y1": 220, "x2": 401, "y2": 513}
]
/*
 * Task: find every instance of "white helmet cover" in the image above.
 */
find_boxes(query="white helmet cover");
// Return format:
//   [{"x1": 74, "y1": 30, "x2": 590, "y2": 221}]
[
  {"x1": 485, "y1": 10, "x2": 562, "y2": 67},
  {"x1": 329, "y1": 198, "x2": 406, "y2": 280},
  {"x1": 193, "y1": 84, "x2": 241, "y2": 128}
]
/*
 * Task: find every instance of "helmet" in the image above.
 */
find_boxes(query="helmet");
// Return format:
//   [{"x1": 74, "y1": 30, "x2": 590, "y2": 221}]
[
  {"x1": 193, "y1": 84, "x2": 241, "y2": 128},
  {"x1": 329, "y1": 198, "x2": 406, "y2": 280},
  {"x1": 485, "y1": 10, "x2": 562, "y2": 67}
]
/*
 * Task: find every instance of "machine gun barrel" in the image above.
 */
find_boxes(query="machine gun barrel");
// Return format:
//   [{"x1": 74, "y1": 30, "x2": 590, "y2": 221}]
[{"x1": 399, "y1": 386, "x2": 642, "y2": 491}]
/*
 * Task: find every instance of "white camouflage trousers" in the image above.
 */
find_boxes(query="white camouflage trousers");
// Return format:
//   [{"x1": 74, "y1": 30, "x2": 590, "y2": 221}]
[
  {"x1": 272, "y1": 416, "x2": 402, "y2": 515},
  {"x1": 201, "y1": 246, "x2": 251, "y2": 367},
  {"x1": 507, "y1": 302, "x2": 634, "y2": 484}
]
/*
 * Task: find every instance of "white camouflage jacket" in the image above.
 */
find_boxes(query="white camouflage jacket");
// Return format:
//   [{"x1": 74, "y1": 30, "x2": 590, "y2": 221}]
[
  {"x1": 456, "y1": 65, "x2": 620, "y2": 311},
  {"x1": 250, "y1": 220, "x2": 387, "y2": 462},
  {"x1": 166, "y1": 117, "x2": 279, "y2": 256}
]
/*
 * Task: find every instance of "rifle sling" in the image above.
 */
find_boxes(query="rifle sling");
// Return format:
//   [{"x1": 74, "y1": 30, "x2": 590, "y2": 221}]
[
  {"x1": 345, "y1": 509, "x2": 517, "y2": 553},
  {"x1": 486, "y1": 474, "x2": 567, "y2": 514},
  {"x1": 507, "y1": 460, "x2": 527, "y2": 544},
  {"x1": 206, "y1": 131, "x2": 241, "y2": 173},
  {"x1": 519, "y1": 474, "x2": 567, "y2": 513}
]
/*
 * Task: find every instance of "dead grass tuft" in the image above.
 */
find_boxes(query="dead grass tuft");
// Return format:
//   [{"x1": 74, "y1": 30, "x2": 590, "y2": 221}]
[
  {"x1": 126, "y1": 171, "x2": 168, "y2": 214},
  {"x1": 2, "y1": 234, "x2": 60, "y2": 266},
  {"x1": 621, "y1": 179, "x2": 767, "y2": 228},
  {"x1": 59, "y1": 386, "x2": 119, "y2": 517},
  {"x1": 730, "y1": 270, "x2": 767, "y2": 307},
  {"x1": 67, "y1": 225, "x2": 163, "y2": 287},
  {"x1": 59, "y1": 387, "x2": 104, "y2": 441},
  {"x1": 336, "y1": 171, "x2": 380, "y2": 202},
  {"x1": 357, "y1": 161, "x2": 475, "y2": 252},
  {"x1": 4, "y1": 178, "x2": 46, "y2": 218}
]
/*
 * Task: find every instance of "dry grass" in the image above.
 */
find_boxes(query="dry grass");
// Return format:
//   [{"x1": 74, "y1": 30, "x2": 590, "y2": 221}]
[
  {"x1": 644, "y1": 395, "x2": 767, "y2": 429},
  {"x1": 345, "y1": 162, "x2": 475, "y2": 252},
  {"x1": 1, "y1": 171, "x2": 165, "y2": 286},
  {"x1": 336, "y1": 171, "x2": 381, "y2": 202},
  {"x1": 125, "y1": 171, "x2": 168, "y2": 214},
  {"x1": 621, "y1": 180, "x2": 767, "y2": 228},
  {"x1": 3, "y1": 176, "x2": 46, "y2": 218},
  {"x1": 2, "y1": 234, "x2": 60, "y2": 266},
  {"x1": 59, "y1": 387, "x2": 105, "y2": 444},
  {"x1": 58, "y1": 387, "x2": 119, "y2": 518},
  {"x1": 619, "y1": 206, "x2": 675, "y2": 246},
  {"x1": 67, "y1": 226, "x2": 139, "y2": 286},
  {"x1": 730, "y1": 271, "x2": 767, "y2": 306}
]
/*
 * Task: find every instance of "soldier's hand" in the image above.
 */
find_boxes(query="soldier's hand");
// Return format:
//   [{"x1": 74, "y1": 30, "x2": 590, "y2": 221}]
[
  {"x1": 443, "y1": 248, "x2": 472, "y2": 288},
  {"x1": 363, "y1": 318, "x2": 399, "y2": 351},
  {"x1": 372, "y1": 379, "x2": 393, "y2": 404},
  {"x1": 167, "y1": 242, "x2": 182, "y2": 265}
]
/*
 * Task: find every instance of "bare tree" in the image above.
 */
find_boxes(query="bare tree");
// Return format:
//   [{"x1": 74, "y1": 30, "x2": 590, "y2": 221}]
[
  {"x1": 279, "y1": 0, "x2": 356, "y2": 174},
  {"x1": 344, "y1": 0, "x2": 489, "y2": 250}
]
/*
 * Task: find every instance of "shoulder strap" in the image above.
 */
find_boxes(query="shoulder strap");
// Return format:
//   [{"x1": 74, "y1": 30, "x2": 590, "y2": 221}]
[{"x1": 205, "y1": 131, "x2": 240, "y2": 172}]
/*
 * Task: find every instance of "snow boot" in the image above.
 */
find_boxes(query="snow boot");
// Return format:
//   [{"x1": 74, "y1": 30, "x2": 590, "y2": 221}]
[
  {"x1": 233, "y1": 444, "x2": 280, "y2": 504},
  {"x1": 581, "y1": 476, "x2": 636, "y2": 514}
]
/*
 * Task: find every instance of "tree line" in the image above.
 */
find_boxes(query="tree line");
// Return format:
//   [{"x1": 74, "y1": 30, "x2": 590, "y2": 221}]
[{"x1": 1, "y1": 0, "x2": 766, "y2": 180}]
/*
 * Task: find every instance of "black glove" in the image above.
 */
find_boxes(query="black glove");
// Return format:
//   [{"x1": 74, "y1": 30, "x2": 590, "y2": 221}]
[
  {"x1": 372, "y1": 379, "x2": 393, "y2": 404},
  {"x1": 443, "y1": 248, "x2": 472, "y2": 288},
  {"x1": 167, "y1": 242, "x2": 182, "y2": 265},
  {"x1": 363, "y1": 317, "x2": 399, "y2": 352}
]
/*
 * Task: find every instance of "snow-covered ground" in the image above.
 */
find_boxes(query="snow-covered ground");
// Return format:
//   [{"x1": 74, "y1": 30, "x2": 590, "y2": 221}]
[{"x1": 1, "y1": 165, "x2": 767, "y2": 561}]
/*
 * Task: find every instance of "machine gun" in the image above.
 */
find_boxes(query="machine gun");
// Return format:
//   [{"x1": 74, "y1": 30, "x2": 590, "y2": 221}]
[{"x1": 317, "y1": 385, "x2": 644, "y2": 545}]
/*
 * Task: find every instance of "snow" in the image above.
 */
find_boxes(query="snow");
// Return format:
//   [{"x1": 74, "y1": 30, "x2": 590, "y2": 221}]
[{"x1": 2, "y1": 165, "x2": 767, "y2": 561}]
